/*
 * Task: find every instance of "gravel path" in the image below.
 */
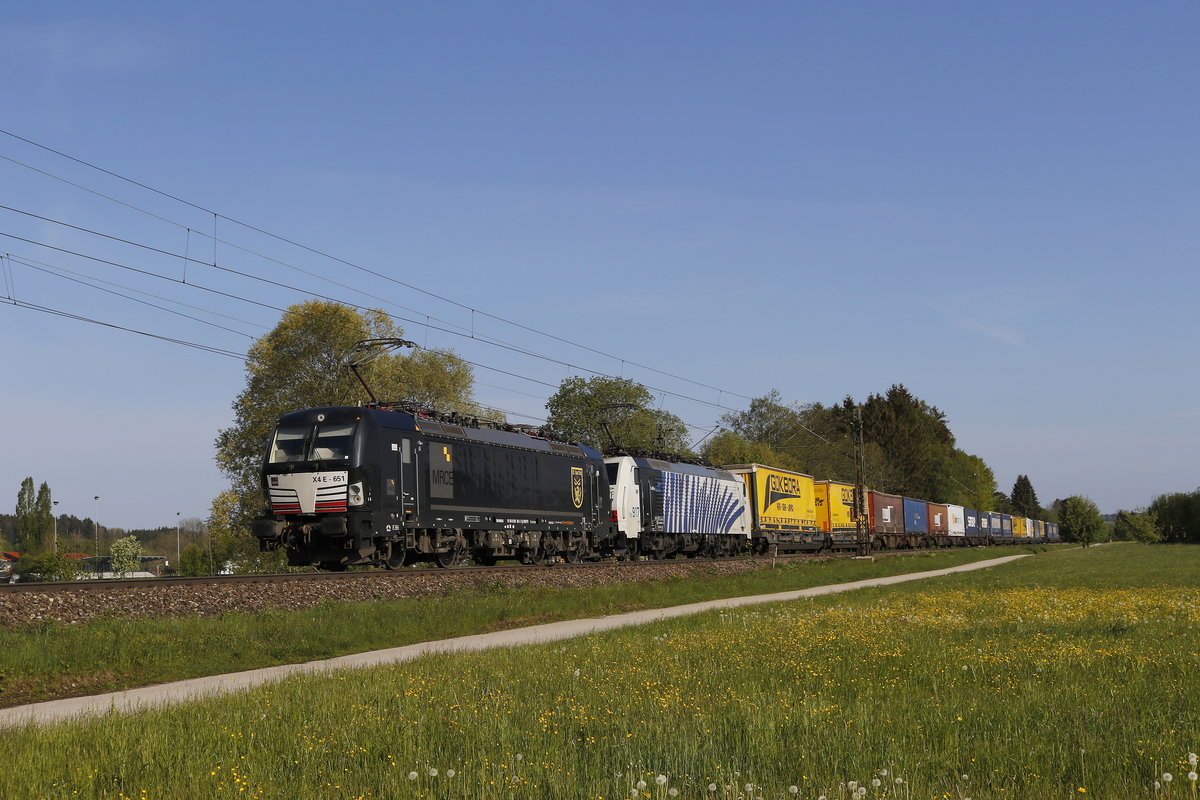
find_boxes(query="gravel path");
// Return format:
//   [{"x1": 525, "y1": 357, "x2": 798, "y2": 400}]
[{"x1": 0, "y1": 554, "x2": 1028, "y2": 729}]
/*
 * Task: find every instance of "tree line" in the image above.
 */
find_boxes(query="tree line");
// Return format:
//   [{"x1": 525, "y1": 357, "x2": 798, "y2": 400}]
[{"x1": 21, "y1": 300, "x2": 1180, "y2": 578}]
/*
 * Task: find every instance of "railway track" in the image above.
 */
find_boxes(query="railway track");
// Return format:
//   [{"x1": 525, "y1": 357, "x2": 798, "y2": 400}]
[{"x1": 0, "y1": 551, "x2": 849, "y2": 596}]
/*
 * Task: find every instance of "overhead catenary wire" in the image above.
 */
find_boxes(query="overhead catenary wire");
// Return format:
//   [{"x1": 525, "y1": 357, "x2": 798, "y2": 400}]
[
  {"x1": 0, "y1": 212, "x2": 748, "y2": 415},
  {"x1": 0, "y1": 128, "x2": 753, "y2": 403}
]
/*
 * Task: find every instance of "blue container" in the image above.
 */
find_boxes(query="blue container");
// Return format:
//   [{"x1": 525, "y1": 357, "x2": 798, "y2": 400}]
[
  {"x1": 964, "y1": 509, "x2": 980, "y2": 537},
  {"x1": 1000, "y1": 514, "x2": 1013, "y2": 536},
  {"x1": 903, "y1": 497, "x2": 928, "y2": 536}
]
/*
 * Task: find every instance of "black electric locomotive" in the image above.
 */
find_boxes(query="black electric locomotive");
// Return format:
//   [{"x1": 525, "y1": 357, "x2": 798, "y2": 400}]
[{"x1": 252, "y1": 405, "x2": 617, "y2": 569}]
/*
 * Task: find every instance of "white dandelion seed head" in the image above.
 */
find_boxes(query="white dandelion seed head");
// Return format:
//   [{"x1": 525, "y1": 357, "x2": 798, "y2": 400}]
[
  {"x1": 1189, "y1": 772, "x2": 1198, "y2": 782},
  {"x1": 573, "y1": 669, "x2": 581, "y2": 677},
  {"x1": 879, "y1": 769, "x2": 888, "y2": 777},
  {"x1": 818, "y1": 795, "x2": 827, "y2": 800},
  {"x1": 962, "y1": 774, "x2": 970, "y2": 780},
  {"x1": 847, "y1": 781, "x2": 858, "y2": 790},
  {"x1": 789, "y1": 786, "x2": 799, "y2": 794},
  {"x1": 515, "y1": 753, "x2": 523, "y2": 762},
  {"x1": 872, "y1": 778, "x2": 882, "y2": 787},
  {"x1": 429, "y1": 768, "x2": 438, "y2": 777},
  {"x1": 669, "y1": 789, "x2": 679, "y2": 797},
  {"x1": 1164, "y1": 773, "x2": 1174, "y2": 782},
  {"x1": 637, "y1": 780, "x2": 647, "y2": 790},
  {"x1": 1190, "y1": 753, "x2": 1199, "y2": 767},
  {"x1": 895, "y1": 777, "x2": 905, "y2": 785},
  {"x1": 962, "y1": 665, "x2": 969, "y2": 670},
  {"x1": 708, "y1": 784, "x2": 718, "y2": 792},
  {"x1": 656, "y1": 775, "x2": 668, "y2": 786},
  {"x1": 745, "y1": 783, "x2": 754, "y2": 792},
  {"x1": 407, "y1": 772, "x2": 417, "y2": 781},
  {"x1": 446, "y1": 769, "x2": 455, "y2": 778},
  {"x1": 1155, "y1": 781, "x2": 1162, "y2": 790}
]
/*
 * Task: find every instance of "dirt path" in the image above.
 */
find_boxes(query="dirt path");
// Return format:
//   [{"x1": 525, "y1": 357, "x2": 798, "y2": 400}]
[{"x1": 0, "y1": 554, "x2": 1028, "y2": 729}]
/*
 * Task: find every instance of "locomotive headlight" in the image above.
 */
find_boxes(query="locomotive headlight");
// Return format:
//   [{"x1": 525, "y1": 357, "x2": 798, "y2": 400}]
[{"x1": 348, "y1": 482, "x2": 365, "y2": 506}]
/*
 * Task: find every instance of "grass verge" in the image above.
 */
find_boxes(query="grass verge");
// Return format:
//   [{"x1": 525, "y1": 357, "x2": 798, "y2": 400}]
[
  {"x1": 0, "y1": 547, "x2": 1053, "y2": 707},
  {"x1": 0, "y1": 543, "x2": 1196, "y2": 799}
]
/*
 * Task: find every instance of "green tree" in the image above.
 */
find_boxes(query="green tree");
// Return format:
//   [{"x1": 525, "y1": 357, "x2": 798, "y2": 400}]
[
  {"x1": 14, "y1": 478, "x2": 53, "y2": 554},
  {"x1": 178, "y1": 543, "x2": 209, "y2": 577},
  {"x1": 860, "y1": 385, "x2": 954, "y2": 498},
  {"x1": 544, "y1": 376, "x2": 690, "y2": 453},
  {"x1": 109, "y1": 534, "x2": 143, "y2": 577},
  {"x1": 701, "y1": 430, "x2": 791, "y2": 469},
  {"x1": 15, "y1": 551, "x2": 84, "y2": 582},
  {"x1": 213, "y1": 301, "x2": 482, "y2": 571},
  {"x1": 1147, "y1": 490, "x2": 1200, "y2": 543},
  {"x1": 1112, "y1": 510, "x2": 1160, "y2": 543},
  {"x1": 14, "y1": 478, "x2": 36, "y2": 553},
  {"x1": 1010, "y1": 475, "x2": 1041, "y2": 518},
  {"x1": 1058, "y1": 495, "x2": 1105, "y2": 546}
]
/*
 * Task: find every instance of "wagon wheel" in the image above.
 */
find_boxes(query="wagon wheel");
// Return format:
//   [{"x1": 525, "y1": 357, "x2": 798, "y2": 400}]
[
  {"x1": 383, "y1": 546, "x2": 409, "y2": 570},
  {"x1": 474, "y1": 553, "x2": 498, "y2": 567},
  {"x1": 519, "y1": 544, "x2": 544, "y2": 565},
  {"x1": 435, "y1": 546, "x2": 464, "y2": 568}
]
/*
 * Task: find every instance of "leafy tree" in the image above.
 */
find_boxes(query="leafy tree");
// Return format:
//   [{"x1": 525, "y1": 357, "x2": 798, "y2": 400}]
[
  {"x1": 929, "y1": 450, "x2": 997, "y2": 511},
  {"x1": 178, "y1": 543, "x2": 210, "y2": 577},
  {"x1": 109, "y1": 534, "x2": 143, "y2": 577},
  {"x1": 14, "y1": 478, "x2": 53, "y2": 554},
  {"x1": 1058, "y1": 495, "x2": 1105, "y2": 546},
  {"x1": 1147, "y1": 489, "x2": 1200, "y2": 543},
  {"x1": 701, "y1": 430, "x2": 791, "y2": 469},
  {"x1": 1113, "y1": 510, "x2": 1160, "y2": 543},
  {"x1": 15, "y1": 551, "x2": 84, "y2": 582},
  {"x1": 860, "y1": 385, "x2": 954, "y2": 498},
  {"x1": 1010, "y1": 475, "x2": 1041, "y2": 518},
  {"x1": 544, "y1": 376, "x2": 690, "y2": 453},
  {"x1": 213, "y1": 301, "x2": 482, "y2": 570}
]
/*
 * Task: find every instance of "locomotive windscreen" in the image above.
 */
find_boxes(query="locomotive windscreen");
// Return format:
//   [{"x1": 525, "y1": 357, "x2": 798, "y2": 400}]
[{"x1": 268, "y1": 421, "x2": 358, "y2": 464}]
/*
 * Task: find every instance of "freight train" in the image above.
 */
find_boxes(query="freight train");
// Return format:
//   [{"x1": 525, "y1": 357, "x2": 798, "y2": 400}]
[{"x1": 252, "y1": 404, "x2": 1058, "y2": 570}]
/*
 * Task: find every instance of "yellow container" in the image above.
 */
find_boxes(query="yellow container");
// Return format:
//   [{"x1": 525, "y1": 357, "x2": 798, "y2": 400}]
[
  {"x1": 815, "y1": 480, "x2": 857, "y2": 532},
  {"x1": 724, "y1": 464, "x2": 818, "y2": 532},
  {"x1": 1012, "y1": 516, "x2": 1029, "y2": 537}
]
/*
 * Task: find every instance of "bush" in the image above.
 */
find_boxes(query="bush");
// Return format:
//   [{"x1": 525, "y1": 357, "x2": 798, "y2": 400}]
[{"x1": 16, "y1": 552, "x2": 86, "y2": 582}]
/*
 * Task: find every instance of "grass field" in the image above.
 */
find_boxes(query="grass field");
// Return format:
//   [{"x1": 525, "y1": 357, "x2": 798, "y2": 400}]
[
  {"x1": 0, "y1": 547, "x2": 1041, "y2": 708},
  {"x1": 2, "y1": 544, "x2": 1198, "y2": 799}
]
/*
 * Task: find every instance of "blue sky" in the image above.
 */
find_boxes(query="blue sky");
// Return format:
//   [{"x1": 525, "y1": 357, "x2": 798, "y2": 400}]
[{"x1": 2, "y1": 2, "x2": 1197, "y2": 529}]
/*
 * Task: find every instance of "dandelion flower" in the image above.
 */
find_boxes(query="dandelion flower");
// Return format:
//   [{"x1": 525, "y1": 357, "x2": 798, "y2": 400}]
[
  {"x1": 879, "y1": 769, "x2": 888, "y2": 777},
  {"x1": 708, "y1": 784, "x2": 718, "y2": 792},
  {"x1": 895, "y1": 778, "x2": 905, "y2": 785},
  {"x1": 1189, "y1": 753, "x2": 1198, "y2": 767},
  {"x1": 1189, "y1": 772, "x2": 1198, "y2": 782},
  {"x1": 637, "y1": 780, "x2": 647, "y2": 790},
  {"x1": 1164, "y1": 773, "x2": 1173, "y2": 782},
  {"x1": 656, "y1": 775, "x2": 668, "y2": 786},
  {"x1": 407, "y1": 772, "x2": 417, "y2": 781},
  {"x1": 745, "y1": 783, "x2": 754, "y2": 792},
  {"x1": 515, "y1": 754, "x2": 523, "y2": 762},
  {"x1": 428, "y1": 768, "x2": 438, "y2": 777},
  {"x1": 847, "y1": 781, "x2": 858, "y2": 790},
  {"x1": 789, "y1": 786, "x2": 799, "y2": 794},
  {"x1": 872, "y1": 778, "x2": 882, "y2": 788},
  {"x1": 669, "y1": 789, "x2": 679, "y2": 797},
  {"x1": 446, "y1": 770, "x2": 456, "y2": 778}
]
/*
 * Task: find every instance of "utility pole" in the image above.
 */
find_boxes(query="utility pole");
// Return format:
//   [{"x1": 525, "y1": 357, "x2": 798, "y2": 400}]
[
  {"x1": 852, "y1": 406, "x2": 870, "y2": 556},
  {"x1": 176, "y1": 511, "x2": 181, "y2": 570}
]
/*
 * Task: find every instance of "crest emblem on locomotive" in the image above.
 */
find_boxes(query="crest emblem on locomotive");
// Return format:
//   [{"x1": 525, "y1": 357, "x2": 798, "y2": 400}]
[{"x1": 571, "y1": 466, "x2": 584, "y2": 508}]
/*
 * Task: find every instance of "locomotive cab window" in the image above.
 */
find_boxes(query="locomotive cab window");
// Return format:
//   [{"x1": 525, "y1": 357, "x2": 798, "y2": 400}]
[
  {"x1": 311, "y1": 422, "x2": 355, "y2": 460},
  {"x1": 269, "y1": 426, "x2": 309, "y2": 463},
  {"x1": 268, "y1": 421, "x2": 358, "y2": 463}
]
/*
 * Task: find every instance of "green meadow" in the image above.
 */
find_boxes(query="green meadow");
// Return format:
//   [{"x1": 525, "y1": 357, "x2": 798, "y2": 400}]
[
  {"x1": 0, "y1": 547, "x2": 1036, "y2": 707},
  {"x1": 3, "y1": 545, "x2": 1198, "y2": 799}
]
